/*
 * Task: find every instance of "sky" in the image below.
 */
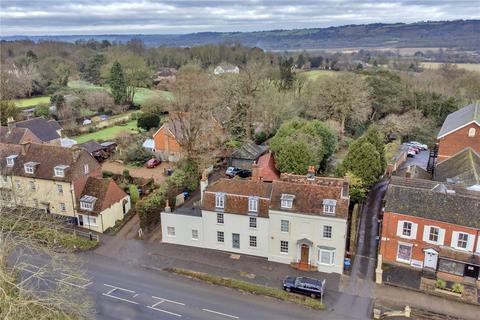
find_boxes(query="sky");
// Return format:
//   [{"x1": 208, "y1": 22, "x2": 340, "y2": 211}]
[{"x1": 1, "y1": 0, "x2": 479, "y2": 36}]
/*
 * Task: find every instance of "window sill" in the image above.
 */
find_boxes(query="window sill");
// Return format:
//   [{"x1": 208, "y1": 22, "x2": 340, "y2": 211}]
[
  {"x1": 398, "y1": 235, "x2": 414, "y2": 240},
  {"x1": 280, "y1": 251, "x2": 289, "y2": 255},
  {"x1": 396, "y1": 258, "x2": 411, "y2": 264}
]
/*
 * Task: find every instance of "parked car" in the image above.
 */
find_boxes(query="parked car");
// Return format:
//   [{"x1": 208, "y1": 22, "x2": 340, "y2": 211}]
[
  {"x1": 236, "y1": 169, "x2": 252, "y2": 178},
  {"x1": 407, "y1": 148, "x2": 416, "y2": 157},
  {"x1": 145, "y1": 158, "x2": 161, "y2": 168},
  {"x1": 225, "y1": 166, "x2": 239, "y2": 177},
  {"x1": 409, "y1": 141, "x2": 428, "y2": 150},
  {"x1": 404, "y1": 143, "x2": 420, "y2": 153},
  {"x1": 282, "y1": 276, "x2": 326, "y2": 299}
]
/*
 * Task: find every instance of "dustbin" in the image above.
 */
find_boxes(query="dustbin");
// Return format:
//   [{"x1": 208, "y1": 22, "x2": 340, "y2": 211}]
[{"x1": 344, "y1": 258, "x2": 351, "y2": 271}]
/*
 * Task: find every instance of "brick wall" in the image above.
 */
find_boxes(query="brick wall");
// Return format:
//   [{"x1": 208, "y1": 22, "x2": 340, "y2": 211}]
[
  {"x1": 153, "y1": 127, "x2": 181, "y2": 154},
  {"x1": 437, "y1": 123, "x2": 480, "y2": 162}
]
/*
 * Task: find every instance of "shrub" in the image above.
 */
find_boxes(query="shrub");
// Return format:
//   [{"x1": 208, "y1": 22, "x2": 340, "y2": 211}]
[
  {"x1": 123, "y1": 143, "x2": 154, "y2": 166},
  {"x1": 435, "y1": 279, "x2": 447, "y2": 289},
  {"x1": 129, "y1": 184, "x2": 139, "y2": 204},
  {"x1": 451, "y1": 283, "x2": 464, "y2": 294},
  {"x1": 137, "y1": 113, "x2": 160, "y2": 131},
  {"x1": 102, "y1": 170, "x2": 114, "y2": 178},
  {"x1": 122, "y1": 169, "x2": 130, "y2": 179},
  {"x1": 254, "y1": 131, "x2": 267, "y2": 144}
]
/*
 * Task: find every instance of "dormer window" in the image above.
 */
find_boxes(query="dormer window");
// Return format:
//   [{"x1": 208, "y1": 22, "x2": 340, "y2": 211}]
[
  {"x1": 6, "y1": 155, "x2": 17, "y2": 167},
  {"x1": 281, "y1": 194, "x2": 295, "y2": 209},
  {"x1": 215, "y1": 192, "x2": 225, "y2": 209},
  {"x1": 24, "y1": 162, "x2": 39, "y2": 174},
  {"x1": 248, "y1": 196, "x2": 258, "y2": 213},
  {"x1": 54, "y1": 165, "x2": 69, "y2": 177},
  {"x1": 80, "y1": 195, "x2": 97, "y2": 211},
  {"x1": 323, "y1": 199, "x2": 337, "y2": 215}
]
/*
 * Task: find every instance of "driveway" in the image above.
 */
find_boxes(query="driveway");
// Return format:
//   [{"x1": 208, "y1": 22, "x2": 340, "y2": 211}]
[
  {"x1": 102, "y1": 160, "x2": 174, "y2": 184},
  {"x1": 399, "y1": 149, "x2": 429, "y2": 170}
]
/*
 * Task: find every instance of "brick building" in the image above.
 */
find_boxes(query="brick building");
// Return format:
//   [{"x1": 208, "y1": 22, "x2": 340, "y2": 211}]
[
  {"x1": 437, "y1": 103, "x2": 480, "y2": 163},
  {"x1": 380, "y1": 177, "x2": 480, "y2": 282}
]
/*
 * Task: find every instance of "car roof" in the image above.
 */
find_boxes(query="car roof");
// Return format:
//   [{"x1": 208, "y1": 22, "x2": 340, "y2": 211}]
[{"x1": 297, "y1": 277, "x2": 322, "y2": 286}]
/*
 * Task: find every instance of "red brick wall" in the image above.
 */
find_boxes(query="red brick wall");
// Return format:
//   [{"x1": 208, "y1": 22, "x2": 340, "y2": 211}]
[
  {"x1": 380, "y1": 211, "x2": 480, "y2": 264},
  {"x1": 153, "y1": 127, "x2": 181, "y2": 154},
  {"x1": 437, "y1": 123, "x2": 480, "y2": 162}
]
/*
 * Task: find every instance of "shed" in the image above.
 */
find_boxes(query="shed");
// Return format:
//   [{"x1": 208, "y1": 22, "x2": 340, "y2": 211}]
[{"x1": 229, "y1": 141, "x2": 267, "y2": 170}]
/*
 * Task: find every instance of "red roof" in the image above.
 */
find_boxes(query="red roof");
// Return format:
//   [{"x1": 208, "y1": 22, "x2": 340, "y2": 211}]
[{"x1": 257, "y1": 152, "x2": 280, "y2": 182}]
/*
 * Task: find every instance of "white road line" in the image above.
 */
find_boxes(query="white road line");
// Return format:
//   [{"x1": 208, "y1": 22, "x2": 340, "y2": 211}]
[
  {"x1": 151, "y1": 296, "x2": 185, "y2": 306},
  {"x1": 202, "y1": 308, "x2": 239, "y2": 319},
  {"x1": 103, "y1": 284, "x2": 136, "y2": 293},
  {"x1": 56, "y1": 278, "x2": 93, "y2": 289},
  {"x1": 133, "y1": 293, "x2": 139, "y2": 298},
  {"x1": 102, "y1": 293, "x2": 139, "y2": 305},
  {"x1": 146, "y1": 306, "x2": 182, "y2": 317}
]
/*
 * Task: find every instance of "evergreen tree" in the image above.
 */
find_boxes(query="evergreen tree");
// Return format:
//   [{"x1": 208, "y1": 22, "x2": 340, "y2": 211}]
[
  {"x1": 341, "y1": 137, "x2": 381, "y2": 187},
  {"x1": 109, "y1": 61, "x2": 127, "y2": 105},
  {"x1": 363, "y1": 125, "x2": 386, "y2": 173}
]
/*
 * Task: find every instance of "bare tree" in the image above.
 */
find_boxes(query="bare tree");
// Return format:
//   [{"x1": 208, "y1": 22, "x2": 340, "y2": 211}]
[{"x1": 0, "y1": 193, "x2": 95, "y2": 319}]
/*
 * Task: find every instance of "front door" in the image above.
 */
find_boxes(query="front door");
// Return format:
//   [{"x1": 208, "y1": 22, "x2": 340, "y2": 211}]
[
  {"x1": 424, "y1": 251, "x2": 438, "y2": 269},
  {"x1": 300, "y1": 244, "x2": 309, "y2": 264},
  {"x1": 78, "y1": 215, "x2": 84, "y2": 226},
  {"x1": 232, "y1": 233, "x2": 240, "y2": 249}
]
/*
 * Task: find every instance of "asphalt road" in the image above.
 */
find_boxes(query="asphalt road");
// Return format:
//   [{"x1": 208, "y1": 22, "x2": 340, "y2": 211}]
[{"x1": 21, "y1": 252, "x2": 364, "y2": 320}]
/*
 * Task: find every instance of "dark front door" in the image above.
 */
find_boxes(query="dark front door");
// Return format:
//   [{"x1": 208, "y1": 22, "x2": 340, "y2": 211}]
[
  {"x1": 78, "y1": 215, "x2": 84, "y2": 226},
  {"x1": 464, "y1": 264, "x2": 479, "y2": 278},
  {"x1": 300, "y1": 244, "x2": 309, "y2": 264},
  {"x1": 232, "y1": 233, "x2": 240, "y2": 249}
]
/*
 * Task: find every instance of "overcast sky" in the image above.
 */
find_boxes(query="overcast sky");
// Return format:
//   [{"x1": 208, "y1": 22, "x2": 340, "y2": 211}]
[{"x1": 1, "y1": 0, "x2": 479, "y2": 36}]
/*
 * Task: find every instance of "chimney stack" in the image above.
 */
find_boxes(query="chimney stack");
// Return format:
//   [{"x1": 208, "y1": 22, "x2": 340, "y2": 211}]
[
  {"x1": 405, "y1": 166, "x2": 412, "y2": 179},
  {"x1": 307, "y1": 165, "x2": 316, "y2": 180},
  {"x1": 7, "y1": 117, "x2": 15, "y2": 133},
  {"x1": 252, "y1": 162, "x2": 261, "y2": 182}
]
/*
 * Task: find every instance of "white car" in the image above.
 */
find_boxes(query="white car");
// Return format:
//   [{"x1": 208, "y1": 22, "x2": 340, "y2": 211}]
[{"x1": 409, "y1": 141, "x2": 428, "y2": 150}]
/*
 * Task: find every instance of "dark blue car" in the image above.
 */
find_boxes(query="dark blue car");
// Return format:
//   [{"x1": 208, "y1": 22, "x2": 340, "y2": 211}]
[{"x1": 282, "y1": 276, "x2": 325, "y2": 299}]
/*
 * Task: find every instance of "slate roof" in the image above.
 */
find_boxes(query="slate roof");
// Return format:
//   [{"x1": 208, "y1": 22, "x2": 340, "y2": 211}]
[
  {"x1": 76, "y1": 140, "x2": 106, "y2": 154},
  {"x1": 77, "y1": 177, "x2": 127, "y2": 216},
  {"x1": 437, "y1": 103, "x2": 480, "y2": 138},
  {"x1": 385, "y1": 176, "x2": 480, "y2": 229},
  {"x1": 231, "y1": 141, "x2": 267, "y2": 160},
  {"x1": 435, "y1": 148, "x2": 480, "y2": 187},
  {"x1": 15, "y1": 117, "x2": 61, "y2": 142}
]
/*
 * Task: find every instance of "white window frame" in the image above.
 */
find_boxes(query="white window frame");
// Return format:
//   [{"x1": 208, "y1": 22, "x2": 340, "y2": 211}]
[
  {"x1": 84, "y1": 164, "x2": 89, "y2": 174},
  {"x1": 280, "y1": 220, "x2": 289, "y2": 233},
  {"x1": 248, "y1": 196, "x2": 258, "y2": 212},
  {"x1": 468, "y1": 127, "x2": 476, "y2": 137},
  {"x1": 457, "y1": 233, "x2": 469, "y2": 249},
  {"x1": 80, "y1": 201, "x2": 93, "y2": 211},
  {"x1": 280, "y1": 240, "x2": 289, "y2": 254},
  {"x1": 318, "y1": 248, "x2": 335, "y2": 266},
  {"x1": 24, "y1": 165, "x2": 34, "y2": 174},
  {"x1": 215, "y1": 192, "x2": 225, "y2": 209},
  {"x1": 83, "y1": 215, "x2": 97, "y2": 227},
  {"x1": 191, "y1": 229, "x2": 199, "y2": 240},
  {"x1": 54, "y1": 167, "x2": 65, "y2": 177},
  {"x1": 249, "y1": 235, "x2": 257, "y2": 248},
  {"x1": 59, "y1": 203, "x2": 66, "y2": 212},
  {"x1": 6, "y1": 155, "x2": 17, "y2": 167},
  {"x1": 428, "y1": 226, "x2": 439, "y2": 243},
  {"x1": 57, "y1": 184, "x2": 63, "y2": 194},
  {"x1": 323, "y1": 225, "x2": 332, "y2": 239},
  {"x1": 323, "y1": 204, "x2": 336, "y2": 215},
  {"x1": 397, "y1": 220, "x2": 417, "y2": 239},
  {"x1": 217, "y1": 231, "x2": 225, "y2": 243},
  {"x1": 167, "y1": 226, "x2": 176, "y2": 237},
  {"x1": 217, "y1": 212, "x2": 224, "y2": 224},
  {"x1": 423, "y1": 225, "x2": 445, "y2": 245},
  {"x1": 249, "y1": 216, "x2": 257, "y2": 229},
  {"x1": 402, "y1": 221, "x2": 412, "y2": 237}
]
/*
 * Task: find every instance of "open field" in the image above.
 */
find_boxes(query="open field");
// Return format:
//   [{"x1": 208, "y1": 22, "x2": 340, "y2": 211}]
[
  {"x1": 421, "y1": 62, "x2": 480, "y2": 72},
  {"x1": 68, "y1": 80, "x2": 173, "y2": 105},
  {"x1": 74, "y1": 120, "x2": 139, "y2": 143},
  {"x1": 14, "y1": 96, "x2": 51, "y2": 108},
  {"x1": 299, "y1": 69, "x2": 339, "y2": 80}
]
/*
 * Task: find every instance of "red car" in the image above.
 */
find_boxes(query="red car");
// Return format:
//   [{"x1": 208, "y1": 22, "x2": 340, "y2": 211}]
[{"x1": 145, "y1": 158, "x2": 161, "y2": 168}]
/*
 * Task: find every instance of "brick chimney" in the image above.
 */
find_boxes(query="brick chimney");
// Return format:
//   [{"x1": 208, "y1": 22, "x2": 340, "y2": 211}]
[
  {"x1": 252, "y1": 162, "x2": 261, "y2": 182},
  {"x1": 405, "y1": 166, "x2": 412, "y2": 179},
  {"x1": 306, "y1": 165, "x2": 316, "y2": 180}
]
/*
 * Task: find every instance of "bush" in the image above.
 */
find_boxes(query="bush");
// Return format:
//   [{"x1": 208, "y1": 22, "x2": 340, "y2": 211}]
[
  {"x1": 435, "y1": 279, "x2": 447, "y2": 289},
  {"x1": 102, "y1": 170, "x2": 115, "y2": 178},
  {"x1": 137, "y1": 113, "x2": 160, "y2": 131},
  {"x1": 254, "y1": 131, "x2": 268, "y2": 144},
  {"x1": 129, "y1": 184, "x2": 139, "y2": 204},
  {"x1": 123, "y1": 143, "x2": 154, "y2": 166},
  {"x1": 451, "y1": 283, "x2": 464, "y2": 294},
  {"x1": 122, "y1": 169, "x2": 130, "y2": 179}
]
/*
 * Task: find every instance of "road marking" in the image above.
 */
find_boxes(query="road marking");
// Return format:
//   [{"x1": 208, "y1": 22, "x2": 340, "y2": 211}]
[
  {"x1": 202, "y1": 308, "x2": 239, "y2": 319},
  {"x1": 151, "y1": 296, "x2": 185, "y2": 306},
  {"x1": 55, "y1": 272, "x2": 93, "y2": 289},
  {"x1": 146, "y1": 306, "x2": 182, "y2": 317},
  {"x1": 102, "y1": 284, "x2": 139, "y2": 305}
]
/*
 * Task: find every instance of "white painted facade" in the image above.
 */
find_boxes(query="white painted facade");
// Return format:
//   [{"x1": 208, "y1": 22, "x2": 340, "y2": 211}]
[
  {"x1": 161, "y1": 213, "x2": 204, "y2": 248},
  {"x1": 268, "y1": 210, "x2": 347, "y2": 274}
]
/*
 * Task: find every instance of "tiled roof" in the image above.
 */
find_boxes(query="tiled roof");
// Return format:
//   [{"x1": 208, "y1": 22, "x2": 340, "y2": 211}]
[
  {"x1": 435, "y1": 148, "x2": 480, "y2": 187},
  {"x1": 77, "y1": 177, "x2": 127, "y2": 215},
  {"x1": 270, "y1": 174, "x2": 349, "y2": 219},
  {"x1": 205, "y1": 179, "x2": 272, "y2": 198},
  {"x1": 0, "y1": 127, "x2": 36, "y2": 144},
  {"x1": 257, "y1": 152, "x2": 280, "y2": 182},
  {"x1": 76, "y1": 140, "x2": 106, "y2": 154},
  {"x1": 231, "y1": 141, "x2": 267, "y2": 160},
  {"x1": 437, "y1": 103, "x2": 480, "y2": 138},
  {"x1": 15, "y1": 117, "x2": 61, "y2": 142},
  {"x1": 0, "y1": 142, "x2": 100, "y2": 182},
  {"x1": 385, "y1": 176, "x2": 480, "y2": 229}
]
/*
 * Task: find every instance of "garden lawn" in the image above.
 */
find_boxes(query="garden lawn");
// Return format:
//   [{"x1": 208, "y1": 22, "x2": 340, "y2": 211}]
[
  {"x1": 14, "y1": 96, "x2": 51, "y2": 108},
  {"x1": 74, "y1": 120, "x2": 139, "y2": 143}
]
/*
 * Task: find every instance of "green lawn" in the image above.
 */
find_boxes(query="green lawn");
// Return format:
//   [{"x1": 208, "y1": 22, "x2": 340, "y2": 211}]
[
  {"x1": 14, "y1": 96, "x2": 51, "y2": 108},
  {"x1": 299, "y1": 69, "x2": 339, "y2": 80},
  {"x1": 68, "y1": 80, "x2": 173, "y2": 105},
  {"x1": 74, "y1": 120, "x2": 139, "y2": 143}
]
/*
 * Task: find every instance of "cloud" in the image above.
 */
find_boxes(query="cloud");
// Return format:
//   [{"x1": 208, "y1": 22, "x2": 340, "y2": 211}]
[{"x1": 0, "y1": 0, "x2": 478, "y2": 35}]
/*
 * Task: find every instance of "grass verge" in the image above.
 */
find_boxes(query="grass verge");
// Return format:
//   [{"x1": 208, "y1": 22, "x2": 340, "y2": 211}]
[{"x1": 165, "y1": 267, "x2": 326, "y2": 310}]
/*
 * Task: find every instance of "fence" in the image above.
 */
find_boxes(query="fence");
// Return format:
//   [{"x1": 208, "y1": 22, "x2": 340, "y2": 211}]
[{"x1": 62, "y1": 226, "x2": 100, "y2": 242}]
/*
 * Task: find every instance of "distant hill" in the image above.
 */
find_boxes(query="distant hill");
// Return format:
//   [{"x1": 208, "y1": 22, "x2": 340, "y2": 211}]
[{"x1": 3, "y1": 20, "x2": 480, "y2": 50}]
